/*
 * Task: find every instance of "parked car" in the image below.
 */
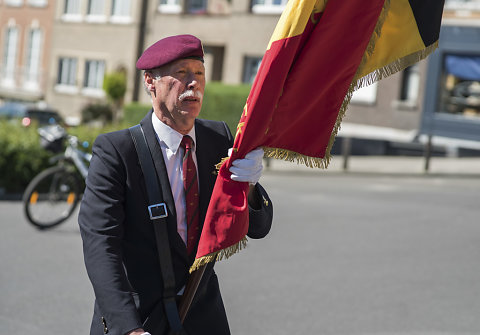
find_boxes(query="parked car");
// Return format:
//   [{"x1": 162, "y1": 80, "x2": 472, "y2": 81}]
[{"x1": 0, "y1": 102, "x2": 63, "y2": 127}]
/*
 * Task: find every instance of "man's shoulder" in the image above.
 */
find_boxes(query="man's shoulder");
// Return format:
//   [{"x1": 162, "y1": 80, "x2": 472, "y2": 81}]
[
  {"x1": 93, "y1": 128, "x2": 134, "y2": 156},
  {"x1": 195, "y1": 118, "x2": 231, "y2": 137},
  {"x1": 95, "y1": 128, "x2": 131, "y2": 145},
  {"x1": 95, "y1": 111, "x2": 151, "y2": 147},
  {"x1": 195, "y1": 118, "x2": 224, "y2": 127}
]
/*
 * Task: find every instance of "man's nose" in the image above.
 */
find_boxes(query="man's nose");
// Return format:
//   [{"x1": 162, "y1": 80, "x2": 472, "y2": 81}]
[
  {"x1": 186, "y1": 72, "x2": 199, "y2": 90},
  {"x1": 187, "y1": 79, "x2": 198, "y2": 90}
]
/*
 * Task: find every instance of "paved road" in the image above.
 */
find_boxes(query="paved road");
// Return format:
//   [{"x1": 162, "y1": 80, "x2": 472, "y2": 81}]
[{"x1": 1, "y1": 170, "x2": 480, "y2": 334}]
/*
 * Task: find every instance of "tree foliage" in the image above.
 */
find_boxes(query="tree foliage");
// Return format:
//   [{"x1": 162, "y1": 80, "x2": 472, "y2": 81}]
[{"x1": 103, "y1": 69, "x2": 127, "y2": 123}]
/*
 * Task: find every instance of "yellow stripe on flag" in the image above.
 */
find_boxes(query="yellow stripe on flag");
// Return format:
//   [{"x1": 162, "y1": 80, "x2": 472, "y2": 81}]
[
  {"x1": 356, "y1": 0, "x2": 426, "y2": 79},
  {"x1": 267, "y1": 0, "x2": 327, "y2": 50}
]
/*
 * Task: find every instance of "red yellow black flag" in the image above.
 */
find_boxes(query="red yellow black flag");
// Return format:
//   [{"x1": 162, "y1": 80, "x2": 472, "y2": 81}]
[{"x1": 191, "y1": 0, "x2": 446, "y2": 272}]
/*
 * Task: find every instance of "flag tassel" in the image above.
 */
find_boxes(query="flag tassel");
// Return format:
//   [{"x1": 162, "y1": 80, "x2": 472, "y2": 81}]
[
  {"x1": 264, "y1": 148, "x2": 331, "y2": 169},
  {"x1": 355, "y1": 41, "x2": 439, "y2": 92},
  {"x1": 190, "y1": 237, "x2": 248, "y2": 273}
]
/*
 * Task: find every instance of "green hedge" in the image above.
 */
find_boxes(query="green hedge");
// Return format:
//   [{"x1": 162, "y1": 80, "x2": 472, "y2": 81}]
[
  {"x1": 202, "y1": 82, "x2": 251, "y2": 133},
  {"x1": 123, "y1": 102, "x2": 150, "y2": 125},
  {"x1": 0, "y1": 82, "x2": 250, "y2": 194},
  {"x1": 0, "y1": 121, "x2": 52, "y2": 193},
  {"x1": 0, "y1": 121, "x2": 120, "y2": 194}
]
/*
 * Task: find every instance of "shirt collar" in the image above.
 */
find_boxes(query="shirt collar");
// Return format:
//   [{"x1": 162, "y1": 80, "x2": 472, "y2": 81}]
[{"x1": 151, "y1": 112, "x2": 196, "y2": 154}]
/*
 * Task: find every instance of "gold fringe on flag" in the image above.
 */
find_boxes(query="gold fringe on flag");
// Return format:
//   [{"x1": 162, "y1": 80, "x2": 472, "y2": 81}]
[
  {"x1": 190, "y1": 236, "x2": 248, "y2": 273},
  {"x1": 263, "y1": 147, "x2": 330, "y2": 168},
  {"x1": 353, "y1": 41, "x2": 439, "y2": 92},
  {"x1": 215, "y1": 156, "x2": 229, "y2": 171}
]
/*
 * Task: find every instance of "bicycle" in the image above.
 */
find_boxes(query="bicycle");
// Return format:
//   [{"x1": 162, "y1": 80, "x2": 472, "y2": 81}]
[{"x1": 23, "y1": 124, "x2": 92, "y2": 229}]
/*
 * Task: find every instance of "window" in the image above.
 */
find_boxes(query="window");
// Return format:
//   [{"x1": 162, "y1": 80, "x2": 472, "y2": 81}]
[
  {"x1": 64, "y1": 0, "x2": 80, "y2": 13},
  {"x1": 83, "y1": 60, "x2": 105, "y2": 96},
  {"x1": 351, "y1": 82, "x2": 378, "y2": 105},
  {"x1": 24, "y1": 28, "x2": 42, "y2": 90},
  {"x1": 186, "y1": 0, "x2": 207, "y2": 14},
  {"x1": 87, "y1": 0, "x2": 106, "y2": 22},
  {"x1": 2, "y1": 27, "x2": 19, "y2": 86},
  {"x1": 439, "y1": 54, "x2": 480, "y2": 119},
  {"x1": 243, "y1": 56, "x2": 262, "y2": 84},
  {"x1": 28, "y1": 0, "x2": 47, "y2": 7},
  {"x1": 158, "y1": 0, "x2": 181, "y2": 13},
  {"x1": 111, "y1": 0, "x2": 131, "y2": 23},
  {"x1": 63, "y1": 0, "x2": 82, "y2": 21},
  {"x1": 5, "y1": 0, "x2": 23, "y2": 6},
  {"x1": 57, "y1": 57, "x2": 77, "y2": 92},
  {"x1": 203, "y1": 45, "x2": 224, "y2": 81},
  {"x1": 251, "y1": 0, "x2": 287, "y2": 14},
  {"x1": 445, "y1": 0, "x2": 480, "y2": 10},
  {"x1": 399, "y1": 64, "x2": 420, "y2": 103}
]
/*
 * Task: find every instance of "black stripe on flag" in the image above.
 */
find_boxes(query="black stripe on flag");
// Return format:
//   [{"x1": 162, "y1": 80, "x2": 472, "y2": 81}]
[{"x1": 408, "y1": 0, "x2": 446, "y2": 47}]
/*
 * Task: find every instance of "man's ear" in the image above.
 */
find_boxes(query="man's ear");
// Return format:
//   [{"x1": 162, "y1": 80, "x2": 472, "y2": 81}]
[{"x1": 144, "y1": 72, "x2": 155, "y2": 92}]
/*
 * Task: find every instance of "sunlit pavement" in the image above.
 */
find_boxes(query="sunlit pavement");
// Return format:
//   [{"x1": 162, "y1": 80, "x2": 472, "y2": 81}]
[{"x1": 1, "y1": 160, "x2": 480, "y2": 334}]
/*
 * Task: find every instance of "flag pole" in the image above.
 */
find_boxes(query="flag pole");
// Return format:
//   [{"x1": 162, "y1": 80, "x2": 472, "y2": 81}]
[
  {"x1": 178, "y1": 264, "x2": 206, "y2": 323},
  {"x1": 179, "y1": 183, "x2": 255, "y2": 322}
]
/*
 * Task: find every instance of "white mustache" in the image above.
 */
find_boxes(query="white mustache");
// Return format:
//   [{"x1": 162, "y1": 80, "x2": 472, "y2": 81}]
[{"x1": 178, "y1": 90, "x2": 202, "y2": 101}]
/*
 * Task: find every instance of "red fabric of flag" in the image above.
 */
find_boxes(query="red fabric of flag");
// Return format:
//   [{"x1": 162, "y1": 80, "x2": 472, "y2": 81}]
[
  {"x1": 191, "y1": 0, "x2": 445, "y2": 272},
  {"x1": 191, "y1": 0, "x2": 386, "y2": 271}
]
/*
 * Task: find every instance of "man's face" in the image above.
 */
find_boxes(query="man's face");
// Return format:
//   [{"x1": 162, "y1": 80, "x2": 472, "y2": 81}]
[{"x1": 151, "y1": 58, "x2": 205, "y2": 131}]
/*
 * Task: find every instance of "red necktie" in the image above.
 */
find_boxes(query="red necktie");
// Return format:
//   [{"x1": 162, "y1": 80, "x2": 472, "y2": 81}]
[{"x1": 180, "y1": 135, "x2": 200, "y2": 255}]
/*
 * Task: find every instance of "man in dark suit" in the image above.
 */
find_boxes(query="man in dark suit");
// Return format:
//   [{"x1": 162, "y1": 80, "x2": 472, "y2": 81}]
[{"x1": 78, "y1": 34, "x2": 273, "y2": 335}]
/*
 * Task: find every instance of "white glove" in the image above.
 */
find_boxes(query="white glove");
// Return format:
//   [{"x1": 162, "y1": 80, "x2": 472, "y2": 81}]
[{"x1": 229, "y1": 147, "x2": 264, "y2": 185}]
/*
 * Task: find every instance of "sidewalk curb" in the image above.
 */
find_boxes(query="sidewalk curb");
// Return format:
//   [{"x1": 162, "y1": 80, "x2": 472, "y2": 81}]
[
  {"x1": 263, "y1": 156, "x2": 480, "y2": 177},
  {"x1": 0, "y1": 193, "x2": 22, "y2": 201}
]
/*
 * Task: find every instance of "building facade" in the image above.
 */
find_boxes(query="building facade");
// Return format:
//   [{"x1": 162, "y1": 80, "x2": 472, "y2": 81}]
[
  {"x1": 45, "y1": 0, "x2": 143, "y2": 124},
  {"x1": 42, "y1": 0, "x2": 286, "y2": 123},
  {"x1": 1, "y1": 0, "x2": 479, "y2": 139},
  {"x1": 0, "y1": 0, "x2": 55, "y2": 102},
  {"x1": 136, "y1": 0, "x2": 284, "y2": 105}
]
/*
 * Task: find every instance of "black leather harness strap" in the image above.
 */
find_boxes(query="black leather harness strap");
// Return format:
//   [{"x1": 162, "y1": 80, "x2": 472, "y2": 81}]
[{"x1": 129, "y1": 124, "x2": 183, "y2": 334}]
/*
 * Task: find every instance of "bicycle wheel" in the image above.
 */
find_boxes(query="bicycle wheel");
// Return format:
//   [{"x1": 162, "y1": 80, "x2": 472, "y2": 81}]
[{"x1": 23, "y1": 166, "x2": 81, "y2": 229}]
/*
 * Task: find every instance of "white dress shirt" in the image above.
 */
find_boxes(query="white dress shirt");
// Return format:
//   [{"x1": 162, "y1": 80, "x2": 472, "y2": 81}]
[{"x1": 151, "y1": 113, "x2": 199, "y2": 245}]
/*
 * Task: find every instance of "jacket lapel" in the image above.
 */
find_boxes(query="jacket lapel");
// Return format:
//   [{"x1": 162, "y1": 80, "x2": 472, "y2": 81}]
[{"x1": 140, "y1": 111, "x2": 188, "y2": 264}]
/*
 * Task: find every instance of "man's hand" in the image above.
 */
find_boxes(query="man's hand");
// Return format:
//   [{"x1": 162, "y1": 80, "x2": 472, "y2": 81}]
[{"x1": 229, "y1": 148, "x2": 264, "y2": 185}]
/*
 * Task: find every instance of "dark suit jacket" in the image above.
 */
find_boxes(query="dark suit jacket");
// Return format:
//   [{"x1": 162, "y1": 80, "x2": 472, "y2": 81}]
[{"x1": 79, "y1": 111, "x2": 273, "y2": 335}]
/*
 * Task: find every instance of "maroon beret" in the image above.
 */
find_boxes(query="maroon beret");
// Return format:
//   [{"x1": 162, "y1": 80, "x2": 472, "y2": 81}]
[{"x1": 136, "y1": 34, "x2": 204, "y2": 70}]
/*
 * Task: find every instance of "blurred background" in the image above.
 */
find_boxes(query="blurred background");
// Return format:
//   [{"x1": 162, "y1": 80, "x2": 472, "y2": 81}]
[{"x1": 1, "y1": 1, "x2": 480, "y2": 334}]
